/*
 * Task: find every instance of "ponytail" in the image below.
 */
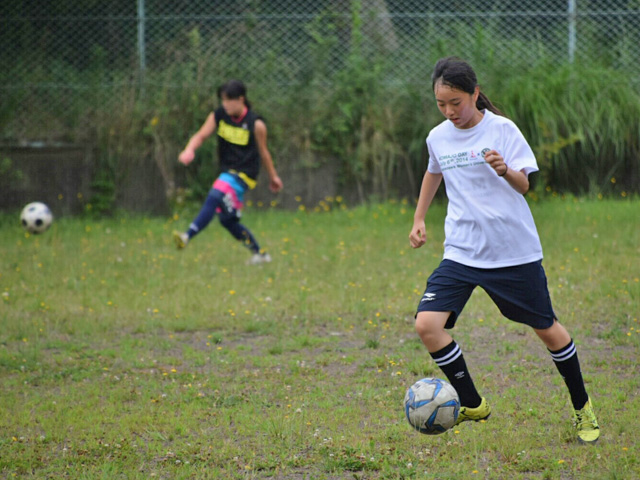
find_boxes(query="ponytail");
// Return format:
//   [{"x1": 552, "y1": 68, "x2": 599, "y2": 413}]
[{"x1": 476, "y1": 91, "x2": 505, "y2": 117}]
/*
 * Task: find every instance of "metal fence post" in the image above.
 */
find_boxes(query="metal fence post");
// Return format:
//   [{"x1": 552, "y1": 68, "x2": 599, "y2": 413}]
[
  {"x1": 568, "y1": 0, "x2": 576, "y2": 63},
  {"x1": 137, "y1": 0, "x2": 146, "y2": 88}
]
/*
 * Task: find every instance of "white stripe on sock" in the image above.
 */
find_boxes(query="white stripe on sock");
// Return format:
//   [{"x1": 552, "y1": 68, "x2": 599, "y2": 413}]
[
  {"x1": 551, "y1": 342, "x2": 576, "y2": 362},
  {"x1": 434, "y1": 344, "x2": 462, "y2": 367}
]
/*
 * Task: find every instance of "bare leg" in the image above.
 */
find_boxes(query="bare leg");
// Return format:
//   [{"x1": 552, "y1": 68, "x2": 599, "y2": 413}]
[
  {"x1": 415, "y1": 311, "x2": 452, "y2": 352},
  {"x1": 534, "y1": 319, "x2": 571, "y2": 350}
]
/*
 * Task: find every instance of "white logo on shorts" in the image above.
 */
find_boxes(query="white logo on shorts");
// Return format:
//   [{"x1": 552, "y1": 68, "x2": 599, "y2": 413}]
[{"x1": 422, "y1": 293, "x2": 436, "y2": 302}]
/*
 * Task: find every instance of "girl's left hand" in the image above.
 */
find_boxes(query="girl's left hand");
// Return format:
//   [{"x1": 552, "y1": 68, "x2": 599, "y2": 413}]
[
  {"x1": 484, "y1": 149, "x2": 508, "y2": 177},
  {"x1": 270, "y1": 175, "x2": 283, "y2": 193},
  {"x1": 178, "y1": 149, "x2": 195, "y2": 166}
]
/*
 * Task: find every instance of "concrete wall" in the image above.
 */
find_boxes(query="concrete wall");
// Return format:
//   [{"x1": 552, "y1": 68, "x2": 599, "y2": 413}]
[
  {"x1": 0, "y1": 144, "x2": 170, "y2": 216},
  {"x1": 0, "y1": 145, "x2": 418, "y2": 217},
  {"x1": 0, "y1": 144, "x2": 94, "y2": 216}
]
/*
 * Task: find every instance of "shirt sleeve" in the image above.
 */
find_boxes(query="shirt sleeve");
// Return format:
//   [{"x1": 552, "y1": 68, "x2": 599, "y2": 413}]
[
  {"x1": 502, "y1": 121, "x2": 538, "y2": 176},
  {"x1": 426, "y1": 137, "x2": 442, "y2": 174}
]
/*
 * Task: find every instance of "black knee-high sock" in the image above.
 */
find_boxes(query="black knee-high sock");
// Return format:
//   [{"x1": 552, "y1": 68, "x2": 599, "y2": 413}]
[
  {"x1": 430, "y1": 341, "x2": 482, "y2": 408},
  {"x1": 549, "y1": 340, "x2": 589, "y2": 410}
]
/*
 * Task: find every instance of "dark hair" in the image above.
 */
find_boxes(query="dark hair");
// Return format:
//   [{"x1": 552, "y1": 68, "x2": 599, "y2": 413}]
[
  {"x1": 431, "y1": 57, "x2": 504, "y2": 116},
  {"x1": 217, "y1": 80, "x2": 251, "y2": 109}
]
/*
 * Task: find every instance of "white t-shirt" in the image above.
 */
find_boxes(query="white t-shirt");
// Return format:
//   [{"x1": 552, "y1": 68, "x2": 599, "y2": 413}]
[{"x1": 426, "y1": 110, "x2": 543, "y2": 268}]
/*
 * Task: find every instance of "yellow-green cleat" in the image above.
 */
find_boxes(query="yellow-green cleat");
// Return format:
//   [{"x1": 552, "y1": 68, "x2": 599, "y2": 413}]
[
  {"x1": 455, "y1": 397, "x2": 491, "y2": 425},
  {"x1": 574, "y1": 397, "x2": 600, "y2": 444},
  {"x1": 173, "y1": 231, "x2": 189, "y2": 249}
]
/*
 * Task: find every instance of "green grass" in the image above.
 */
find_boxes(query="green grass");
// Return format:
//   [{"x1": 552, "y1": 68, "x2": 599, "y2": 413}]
[{"x1": 1, "y1": 197, "x2": 639, "y2": 479}]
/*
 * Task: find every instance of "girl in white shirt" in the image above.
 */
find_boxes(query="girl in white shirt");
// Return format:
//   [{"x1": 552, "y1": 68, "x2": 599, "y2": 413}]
[{"x1": 409, "y1": 57, "x2": 599, "y2": 443}]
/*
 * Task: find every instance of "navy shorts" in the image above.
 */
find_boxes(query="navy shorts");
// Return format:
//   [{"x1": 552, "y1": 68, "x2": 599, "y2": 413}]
[{"x1": 416, "y1": 259, "x2": 556, "y2": 330}]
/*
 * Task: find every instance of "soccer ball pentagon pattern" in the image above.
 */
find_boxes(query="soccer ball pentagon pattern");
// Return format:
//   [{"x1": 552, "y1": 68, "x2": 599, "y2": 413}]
[
  {"x1": 20, "y1": 202, "x2": 53, "y2": 234},
  {"x1": 404, "y1": 377, "x2": 460, "y2": 435}
]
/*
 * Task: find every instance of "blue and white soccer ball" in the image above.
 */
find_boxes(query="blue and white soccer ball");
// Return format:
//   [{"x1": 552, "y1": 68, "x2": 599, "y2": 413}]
[
  {"x1": 404, "y1": 377, "x2": 460, "y2": 435},
  {"x1": 20, "y1": 202, "x2": 53, "y2": 234}
]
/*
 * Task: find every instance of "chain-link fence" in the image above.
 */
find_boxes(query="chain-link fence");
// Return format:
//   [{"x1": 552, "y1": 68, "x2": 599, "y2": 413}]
[
  {"x1": 2, "y1": 1, "x2": 640, "y2": 126},
  {"x1": 1, "y1": 0, "x2": 640, "y2": 211}
]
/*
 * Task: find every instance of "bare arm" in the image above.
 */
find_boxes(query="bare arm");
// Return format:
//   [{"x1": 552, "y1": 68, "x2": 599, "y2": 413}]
[
  {"x1": 484, "y1": 149, "x2": 530, "y2": 194},
  {"x1": 409, "y1": 171, "x2": 443, "y2": 249},
  {"x1": 254, "y1": 119, "x2": 283, "y2": 193},
  {"x1": 178, "y1": 113, "x2": 217, "y2": 165}
]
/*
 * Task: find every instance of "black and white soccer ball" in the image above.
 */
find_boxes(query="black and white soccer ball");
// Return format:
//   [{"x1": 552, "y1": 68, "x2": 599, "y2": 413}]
[
  {"x1": 20, "y1": 202, "x2": 53, "y2": 234},
  {"x1": 404, "y1": 377, "x2": 460, "y2": 435}
]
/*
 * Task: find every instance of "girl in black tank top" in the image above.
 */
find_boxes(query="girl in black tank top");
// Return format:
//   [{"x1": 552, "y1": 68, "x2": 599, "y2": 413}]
[{"x1": 173, "y1": 80, "x2": 283, "y2": 264}]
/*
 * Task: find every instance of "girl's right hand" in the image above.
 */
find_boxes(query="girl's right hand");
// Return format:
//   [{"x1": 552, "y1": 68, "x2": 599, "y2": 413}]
[
  {"x1": 409, "y1": 220, "x2": 427, "y2": 249},
  {"x1": 178, "y1": 149, "x2": 195, "y2": 165}
]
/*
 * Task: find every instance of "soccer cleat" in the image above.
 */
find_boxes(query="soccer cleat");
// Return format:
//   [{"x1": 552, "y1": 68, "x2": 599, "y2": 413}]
[
  {"x1": 173, "y1": 231, "x2": 189, "y2": 249},
  {"x1": 455, "y1": 397, "x2": 491, "y2": 425},
  {"x1": 248, "y1": 252, "x2": 272, "y2": 265},
  {"x1": 574, "y1": 397, "x2": 600, "y2": 444}
]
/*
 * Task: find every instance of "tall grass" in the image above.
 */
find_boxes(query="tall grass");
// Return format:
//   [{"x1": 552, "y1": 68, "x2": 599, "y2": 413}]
[
  {"x1": 496, "y1": 63, "x2": 640, "y2": 195},
  {"x1": 0, "y1": 197, "x2": 638, "y2": 478}
]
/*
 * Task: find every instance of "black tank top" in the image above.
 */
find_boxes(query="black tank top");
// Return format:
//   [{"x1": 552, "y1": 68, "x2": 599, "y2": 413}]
[{"x1": 214, "y1": 107, "x2": 263, "y2": 181}]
